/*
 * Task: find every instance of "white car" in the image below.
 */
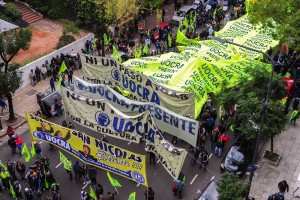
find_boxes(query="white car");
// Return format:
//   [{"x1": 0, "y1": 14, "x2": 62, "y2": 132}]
[{"x1": 171, "y1": 6, "x2": 194, "y2": 26}]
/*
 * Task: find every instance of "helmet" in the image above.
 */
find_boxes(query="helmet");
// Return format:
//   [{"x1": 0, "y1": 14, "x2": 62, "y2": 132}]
[
  {"x1": 80, "y1": 191, "x2": 86, "y2": 195},
  {"x1": 25, "y1": 188, "x2": 28, "y2": 192}
]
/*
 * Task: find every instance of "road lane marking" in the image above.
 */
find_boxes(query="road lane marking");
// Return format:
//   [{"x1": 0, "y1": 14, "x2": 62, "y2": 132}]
[
  {"x1": 39, "y1": 141, "x2": 43, "y2": 144},
  {"x1": 136, "y1": 183, "x2": 140, "y2": 187},
  {"x1": 211, "y1": 176, "x2": 215, "y2": 181},
  {"x1": 55, "y1": 162, "x2": 62, "y2": 168},
  {"x1": 82, "y1": 181, "x2": 91, "y2": 189},
  {"x1": 157, "y1": 160, "x2": 160, "y2": 164},
  {"x1": 190, "y1": 174, "x2": 198, "y2": 185},
  {"x1": 209, "y1": 153, "x2": 212, "y2": 159}
]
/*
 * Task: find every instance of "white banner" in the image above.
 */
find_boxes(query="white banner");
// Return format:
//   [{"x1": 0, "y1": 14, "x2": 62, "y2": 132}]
[
  {"x1": 81, "y1": 54, "x2": 195, "y2": 118},
  {"x1": 73, "y1": 76, "x2": 198, "y2": 146},
  {"x1": 62, "y1": 87, "x2": 147, "y2": 143},
  {"x1": 146, "y1": 115, "x2": 187, "y2": 178}
]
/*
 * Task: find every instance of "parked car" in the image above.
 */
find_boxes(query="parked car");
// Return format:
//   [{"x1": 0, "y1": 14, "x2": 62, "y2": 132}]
[
  {"x1": 195, "y1": 178, "x2": 219, "y2": 200},
  {"x1": 171, "y1": 6, "x2": 194, "y2": 26},
  {"x1": 220, "y1": 135, "x2": 253, "y2": 177}
]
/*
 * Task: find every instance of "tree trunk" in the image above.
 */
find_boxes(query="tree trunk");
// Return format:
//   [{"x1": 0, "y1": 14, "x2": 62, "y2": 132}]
[
  {"x1": 270, "y1": 135, "x2": 274, "y2": 154},
  {"x1": 6, "y1": 93, "x2": 16, "y2": 121},
  {"x1": 4, "y1": 61, "x2": 9, "y2": 73},
  {"x1": 101, "y1": 34, "x2": 105, "y2": 57}
]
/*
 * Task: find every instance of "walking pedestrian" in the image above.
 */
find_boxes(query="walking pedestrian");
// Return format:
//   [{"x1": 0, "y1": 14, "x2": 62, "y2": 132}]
[
  {"x1": 67, "y1": 69, "x2": 73, "y2": 85},
  {"x1": 210, "y1": 127, "x2": 219, "y2": 152},
  {"x1": 6, "y1": 125, "x2": 15, "y2": 138},
  {"x1": 191, "y1": 146, "x2": 201, "y2": 165},
  {"x1": 162, "y1": 9, "x2": 166, "y2": 22},
  {"x1": 24, "y1": 188, "x2": 35, "y2": 200},
  {"x1": 41, "y1": 64, "x2": 47, "y2": 80},
  {"x1": 33, "y1": 141, "x2": 42, "y2": 159},
  {"x1": 68, "y1": 122, "x2": 74, "y2": 129},
  {"x1": 15, "y1": 134, "x2": 23, "y2": 157},
  {"x1": 7, "y1": 160, "x2": 17, "y2": 180},
  {"x1": 73, "y1": 161, "x2": 80, "y2": 181},
  {"x1": 35, "y1": 66, "x2": 41, "y2": 83},
  {"x1": 292, "y1": 97, "x2": 300, "y2": 110},
  {"x1": 278, "y1": 180, "x2": 289, "y2": 193},
  {"x1": 107, "y1": 190, "x2": 118, "y2": 200},
  {"x1": 50, "y1": 78, "x2": 55, "y2": 93},
  {"x1": 0, "y1": 97, "x2": 7, "y2": 116},
  {"x1": 13, "y1": 180, "x2": 23, "y2": 199},
  {"x1": 29, "y1": 69, "x2": 36, "y2": 86},
  {"x1": 199, "y1": 151, "x2": 209, "y2": 171},
  {"x1": 16, "y1": 161, "x2": 26, "y2": 180},
  {"x1": 88, "y1": 166, "x2": 97, "y2": 187},
  {"x1": 215, "y1": 138, "x2": 222, "y2": 157},
  {"x1": 96, "y1": 184, "x2": 104, "y2": 197},
  {"x1": 8, "y1": 135, "x2": 16, "y2": 155},
  {"x1": 144, "y1": 187, "x2": 155, "y2": 200},
  {"x1": 290, "y1": 109, "x2": 299, "y2": 126},
  {"x1": 149, "y1": 152, "x2": 156, "y2": 165}
]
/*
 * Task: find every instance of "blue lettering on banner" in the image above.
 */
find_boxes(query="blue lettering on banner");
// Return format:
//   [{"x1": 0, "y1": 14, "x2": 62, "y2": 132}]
[
  {"x1": 76, "y1": 80, "x2": 198, "y2": 136},
  {"x1": 33, "y1": 131, "x2": 71, "y2": 151},
  {"x1": 95, "y1": 111, "x2": 144, "y2": 137}
]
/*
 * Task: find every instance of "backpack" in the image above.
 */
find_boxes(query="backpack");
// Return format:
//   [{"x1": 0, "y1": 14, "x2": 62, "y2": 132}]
[{"x1": 178, "y1": 171, "x2": 185, "y2": 183}]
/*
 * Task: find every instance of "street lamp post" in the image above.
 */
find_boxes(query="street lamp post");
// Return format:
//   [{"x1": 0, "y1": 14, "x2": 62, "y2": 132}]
[{"x1": 208, "y1": 35, "x2": 276, "y2": 191}]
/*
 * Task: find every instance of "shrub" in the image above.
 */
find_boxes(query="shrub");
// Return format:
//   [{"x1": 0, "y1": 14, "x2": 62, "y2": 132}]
[
  {"x1": 47, "y1": 8, "x2": 62, "y2": 20},
  {"x1": 4, "y1": 3, "x2": 22, "y2": 21},
  {"x1": 63, "y1": 22, "x2": 79, "y2": 36},
  {"x1": 56, "y1": 34, "x2": 75, "y2": 49},
  {"x1": 37, "y1": 6, "x2": 49, "y2": 14},
  {"x1": 8, "y1": 63, "x2": 22, "y2": 72}
]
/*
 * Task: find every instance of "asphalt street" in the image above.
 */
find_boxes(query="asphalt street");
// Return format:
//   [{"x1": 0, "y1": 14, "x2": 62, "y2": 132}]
[{"x1": 0, "y1": 113, "x2": 235, "y2": 200}]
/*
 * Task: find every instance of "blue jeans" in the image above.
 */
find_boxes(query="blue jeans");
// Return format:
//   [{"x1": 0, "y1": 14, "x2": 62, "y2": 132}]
[{"x1": 215, "y1": 147, "x2": 222, "y2": 157}]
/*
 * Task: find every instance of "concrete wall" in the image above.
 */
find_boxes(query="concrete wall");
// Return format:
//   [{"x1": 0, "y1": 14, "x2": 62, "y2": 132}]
[{"x1": 18, "y1": 33, "x2": 94, "y2": 90}]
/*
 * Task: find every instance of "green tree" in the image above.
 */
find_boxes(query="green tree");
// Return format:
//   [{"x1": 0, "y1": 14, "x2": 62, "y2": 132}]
[
  {"x1": 247, "y1": 0, "x2": 300, "y2": 49},
  {"x1": 0, "y1": 29, "x2": 32, "y2": 121},
  {"x1": 0, "y1": 29, "x2": 32, "y2": 72},
  {"x1": 218, "y1": 66, "x2": 287, "y2": 153},
  {"x1": 0, "y1": 70, "x2": 23, "y2": 121},
  {"x1": 217, "y1": 172, "x2": 249, "y2": 200}
]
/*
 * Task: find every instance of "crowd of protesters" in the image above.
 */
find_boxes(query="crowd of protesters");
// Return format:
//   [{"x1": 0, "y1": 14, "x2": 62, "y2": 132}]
[
  {"x1": 1, "y1": 0, "x2": 299, "y2": 200},
  {"x1": 28, "y1": 52, "x2": 81, "y2": 91}
]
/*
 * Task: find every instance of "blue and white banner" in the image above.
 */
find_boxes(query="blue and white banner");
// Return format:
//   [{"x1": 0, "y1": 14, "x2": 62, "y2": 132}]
[
  {"x1": 80, "y1": 54, "x2": 195, "y2": 118},
  {"x1": 72, "y1": 77, "x2": 198, "y2": 146}
]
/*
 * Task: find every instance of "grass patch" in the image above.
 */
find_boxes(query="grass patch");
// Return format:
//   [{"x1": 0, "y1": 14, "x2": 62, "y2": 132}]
[{"x1": 263, "y1": 150, "x2": 280, "y2": 162}]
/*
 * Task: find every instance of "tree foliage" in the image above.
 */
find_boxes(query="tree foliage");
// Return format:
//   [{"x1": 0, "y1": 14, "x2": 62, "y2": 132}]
[
  {"x1": 247, "y1": 0, "x2": 300, "y2": 49},
  {"x1": 217, "y1": 172, "x2": 249, "y2": 200},
  {"x1": 218, "y1": 66, "x2": 287, "y2": 141},
  {"x1": 0, "y1": 29, "x2": 32, "y2": 72},
  {"x1": 0, "y1": 71, "x2": 23, "y2": 95}
]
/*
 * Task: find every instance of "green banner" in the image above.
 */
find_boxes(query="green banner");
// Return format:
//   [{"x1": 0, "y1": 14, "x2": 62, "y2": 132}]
[{"x1": 59, "y1": 151, "x2": 72, "y2": 171}]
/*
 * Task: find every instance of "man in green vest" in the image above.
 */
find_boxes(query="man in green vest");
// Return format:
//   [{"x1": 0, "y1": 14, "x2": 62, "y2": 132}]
[{"x1": 0, "y1": 169, "x2": 10, "y2": 189}]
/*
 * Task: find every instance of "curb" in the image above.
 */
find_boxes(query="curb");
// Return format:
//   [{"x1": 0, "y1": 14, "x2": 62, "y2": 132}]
[{"x1": 0, "y1": 118, "x2": 28, "y2": 139}]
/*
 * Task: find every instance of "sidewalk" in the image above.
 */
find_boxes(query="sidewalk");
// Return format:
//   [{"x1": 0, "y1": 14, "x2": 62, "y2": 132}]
[
  {"x1": 250, "y1": 123, "x2": 300, "y2": 200},
  {"x1": 0, "y1": 70, "x2": 83, "y2": 138}
]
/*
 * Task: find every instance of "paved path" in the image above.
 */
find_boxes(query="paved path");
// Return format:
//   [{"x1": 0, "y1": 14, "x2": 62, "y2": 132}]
[{"x1": 250, "y1": 121, "x2": 300, "y2": 200}]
